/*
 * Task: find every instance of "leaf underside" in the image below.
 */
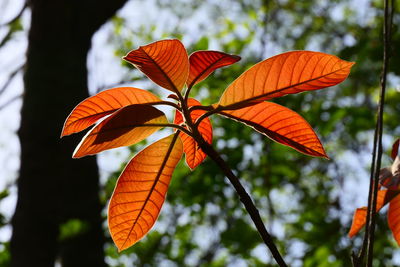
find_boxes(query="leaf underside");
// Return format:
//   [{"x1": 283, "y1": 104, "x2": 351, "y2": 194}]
[
  {"x1": 348, "y1": 190, "x2": 400, "y2": 238},
  {"x1": 392, "y1": 139, "x2": 400, "y2": 160},
  {"x1": 220, "y1": 101, "x2": 327, "y2": 158},
  {"x1": 73, "y1": 105, "x2": 167, "y2": 158},
  {"x1": 174, "y1": 98, "x2": 213, "y2": 169},
  {"x1": 108, "y1": 134, "x2": 183, "y2": 251},
  {"x1": 388, "y1": 194, "x2": 400, "y2": 245},
  {"x1": 218, "y1": 51, "x2": 355, "y2": 109},
  {"x1": 123, "y1": 39, "x2": 189, "y2": 93},
  {"x1": 61, "y1": 87, "x2": 161, "y2": 137},
  {"x1": 187, "y1": 50, "x2": 240, "y2": 88}
]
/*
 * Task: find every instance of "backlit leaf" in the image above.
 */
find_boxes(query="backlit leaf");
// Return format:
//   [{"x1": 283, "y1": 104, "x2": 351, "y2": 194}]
[
  {"x1": 174, "y1": 98, "x2": 213, "y2": 170},
  {"x1": 348, "y1": 208, "x2": 368, "y2": 239},
  {"x1": 218, "y1": 51, "x2": 354, "y2": 109},
  {"x1": 108, "y1": 134, "x2": 183, "y2": 251},
  {"x1": 348, "y1": 190, "x2": 400, "y2": 237},
  {"x1": 187, "y1": 50, "x2": 240, "y2": 88},
  {"x1": 392, "y1": 139, "x2": 400, "y2": 160},
  {"x1": 219, "y1": 101, "x2": 326, "y2": 158},
  {"x1": 388, "y1": 194, "x2": 400, "y2": 245},
  {"x1": 73, "y1": 105, "x2": 167, "y2": 158},
  {"x1": 61, "y1": 87, "x2": 161, "y2": 137},
  {"x1": 123, "y1": 39, "x2": 189, "y2": 93}
]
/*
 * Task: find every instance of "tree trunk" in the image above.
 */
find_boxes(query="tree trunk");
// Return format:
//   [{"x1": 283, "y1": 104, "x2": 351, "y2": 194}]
[{"x1": 11, "y1": 0, "x2": 127, "y2": 266}]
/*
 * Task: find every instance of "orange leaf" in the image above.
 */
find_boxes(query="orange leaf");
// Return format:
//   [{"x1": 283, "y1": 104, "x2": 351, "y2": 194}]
[
  {"x1": 61, "y1": 87, "x2": 161, "y2": 137},
  {"x1": 388, "y1": 194, "x2": 400, "y2": 245},
  {"x1": 187, "y1": 51, "x2": 240, "y2": 88},
  {"x1": 348, "y1": 208, "x2": 368, "y2": 239},
  {"x1": 123, "y1": 39, "x2": 189, "y2": 93},
  {"x1": 174, "y1": 98, "x2": 213, "y2": 169},
  {"x1": 348, "y1": 190, "x2": 400, "y2": 237},
  {"x1": 220, "y1": 101, "x2": 326, "y2": 158},
  {"x1": 108, "y1": 134, "x2": 183, "y2": 251},
  {"x1": 218, "y1": 51, "x2": 354, "y2": 108},
  {"x1": 73, "y1": 105, "x2": 167, "y2": 158}
]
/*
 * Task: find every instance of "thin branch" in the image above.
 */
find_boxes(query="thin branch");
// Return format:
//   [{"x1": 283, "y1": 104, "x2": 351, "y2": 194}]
[
  {"x1": 136, "y1": 123, "x2": 192, "y2": 137},
  {"x1": 150, "y1": 100, "x2": 181, "y2": 110},
  {"x1": 178, "y1": 74, "x2": 287, "y2": 266},
  {"x1": 352, "y1": 0, "x2": 394, "y2": 266},
  {"x1": 194, "y1": 107, "x2": 221, "y2": 128},
  {"x1": 196, "y1": 139, "x2": 287, "y2": 267},
  {"x1": 366, "y1": 1, "x2": 394, "y2": 265},
  {"x1": 0, "y1": 65, "x2": 24, "y2": 97},
  {"x1": 188, "y1": 105, "x2": 214, "y2": 112},
  {"x1": 0, "y1": 2, "x2": 27, "y2": 27},
  {"x1": 0, "y1": 94, "x2": 22, "y2": 111},
  {"x1": 0, "y1": 3, "x2": 27, "y2": 48},
  {"x1": 0, "y1": 28, "x2": 13, "y2": 48}
]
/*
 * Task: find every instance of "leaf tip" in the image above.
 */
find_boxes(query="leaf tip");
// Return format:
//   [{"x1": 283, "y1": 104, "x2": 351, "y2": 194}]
[
  {"x1": 60, "y1": 126, "x2": 70, "y2": 138},
  {"x1": 232, "y1": 54, "x2": 242, "y2": 61},
  {"x1": 72, "y1": 146, "x2": 84, "y2": 159},
  {"x1": 344, "y1": 61, "x2": 356, "y2": 70}
]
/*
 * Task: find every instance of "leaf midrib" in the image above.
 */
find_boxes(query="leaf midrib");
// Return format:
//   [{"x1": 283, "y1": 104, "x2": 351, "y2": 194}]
[
  {"x1": 138, "y1": 46, "x2": 180, "y2": 94},
  {"x1": 220, "y1": 63, "x2": 353, "y2": 111},
  {"x1": 120, "y1": 133, "x2": 179, "y2": 249},
  {"x1": 188, "y1": 55, "x2": 230, "y2": 89},
  {"x1": 219, "y1": 111, "x2": 326, "y2": 158}
]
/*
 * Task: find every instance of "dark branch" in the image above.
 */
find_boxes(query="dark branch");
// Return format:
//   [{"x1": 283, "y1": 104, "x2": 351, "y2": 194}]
[
  {"x1": 0, "y1": 2, "x2": 27, "y2": 27},
  {"x1": 0, "y1": 65, "x2": 24, "y2": 97},
  {"x1": 352, "y1": 0, "x2": 395, "y2": 266},
  {"x1": 197, "y1": 140, "x2": 288, "y2": 267},
  {"x1": 366, "y1": 1, "x2": 395, "y2": 265},
  {"x1": 0, "y1": 94, "x2": 22, "y2": 111}
]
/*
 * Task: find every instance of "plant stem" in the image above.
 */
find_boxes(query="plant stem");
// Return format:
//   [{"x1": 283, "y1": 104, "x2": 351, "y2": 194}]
[
  {"x1": 365, "y1": 0, "x2": 394, "y2": 266},
  {"x1": 353, "y1": 0, "x2": 394, "y2": 266},
  {"x1": 197, "y1": 139, "x2": 288, "y2": 267},
  {"x1": 178, "y1": 91, "x2": 287, "y2": 266}
]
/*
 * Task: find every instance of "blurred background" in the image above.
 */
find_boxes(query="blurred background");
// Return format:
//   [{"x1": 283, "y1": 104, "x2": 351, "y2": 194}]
[{"x1": 0, "y1": 0, "x2": 399, "y2": 266}]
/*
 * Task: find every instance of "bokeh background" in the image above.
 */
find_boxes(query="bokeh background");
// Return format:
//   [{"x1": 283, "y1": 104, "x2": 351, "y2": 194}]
[{"x1": 0, "y1": 0, "x2": 399, "y2": 266}]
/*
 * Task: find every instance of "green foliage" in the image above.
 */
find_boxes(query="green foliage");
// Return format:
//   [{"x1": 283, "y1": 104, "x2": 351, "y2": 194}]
[
  {"x1": 101, "y1": 0, "x2": 400, "y2": 265},
  {"x1": 59, "y1": 219, "x2": 90, "y2": 241}
]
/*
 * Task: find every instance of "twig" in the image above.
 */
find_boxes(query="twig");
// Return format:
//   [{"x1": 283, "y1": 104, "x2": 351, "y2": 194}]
[
  {"x1": 177, "y1": 86, "x2": 287, "y2": 266},
  {"x1": 366, "y1": 1, "x2": 394, "y2": 265},
  {"x1": 0, "y1": 94, "x2": 22, "y2": 111},
  {"x1": 0, "y1": 3, "x2": 27, "y2": 48},
  {"x1": 0, "y1": 2, "x2": 27, "y2": 27},
  {"x1": 0, "y1": 65, "x2": 23, "y2": 97},
  {"x1": 197, "y1": 140, "x2": 288, "y2": 267},
  {"x1": 352, "y1": 0, "x2": 394, "y2": 266}
]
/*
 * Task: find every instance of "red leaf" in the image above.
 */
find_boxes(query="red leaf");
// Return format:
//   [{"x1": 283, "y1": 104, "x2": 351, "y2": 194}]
[
  {"x1": 61, "y1": 87, "x2": 161, "y2": 137},
  {"x1": 348, "y1": 190, "x2": 400, "y2": 237},
  {"x1": 388, "y1": 194, "x2": 400, "y2": 245},
  {"x1": 218, "y1": 51, "x2": 354, "y2": 109},
  {"x1": 174, "y1": 98, "x2": 213, "y2": 169},
  {"x1": 187, "y1": 50, "x2": 240, "y2": 88},
  {"x1": 108, "y1": 134, "x2": 183, "y2": 251},
  {"x1": 73, "y1": 105, "x2": 167, "y2": 158},
  {"x1": 123, "y1": 39, "x2": 189, "y2": 93},
  {"x1": 392, "y1": 139, "x2": 400, "y2": 160},
  {"x1": 220, "y1": 101, "x2": 326, "y2": 158}
]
